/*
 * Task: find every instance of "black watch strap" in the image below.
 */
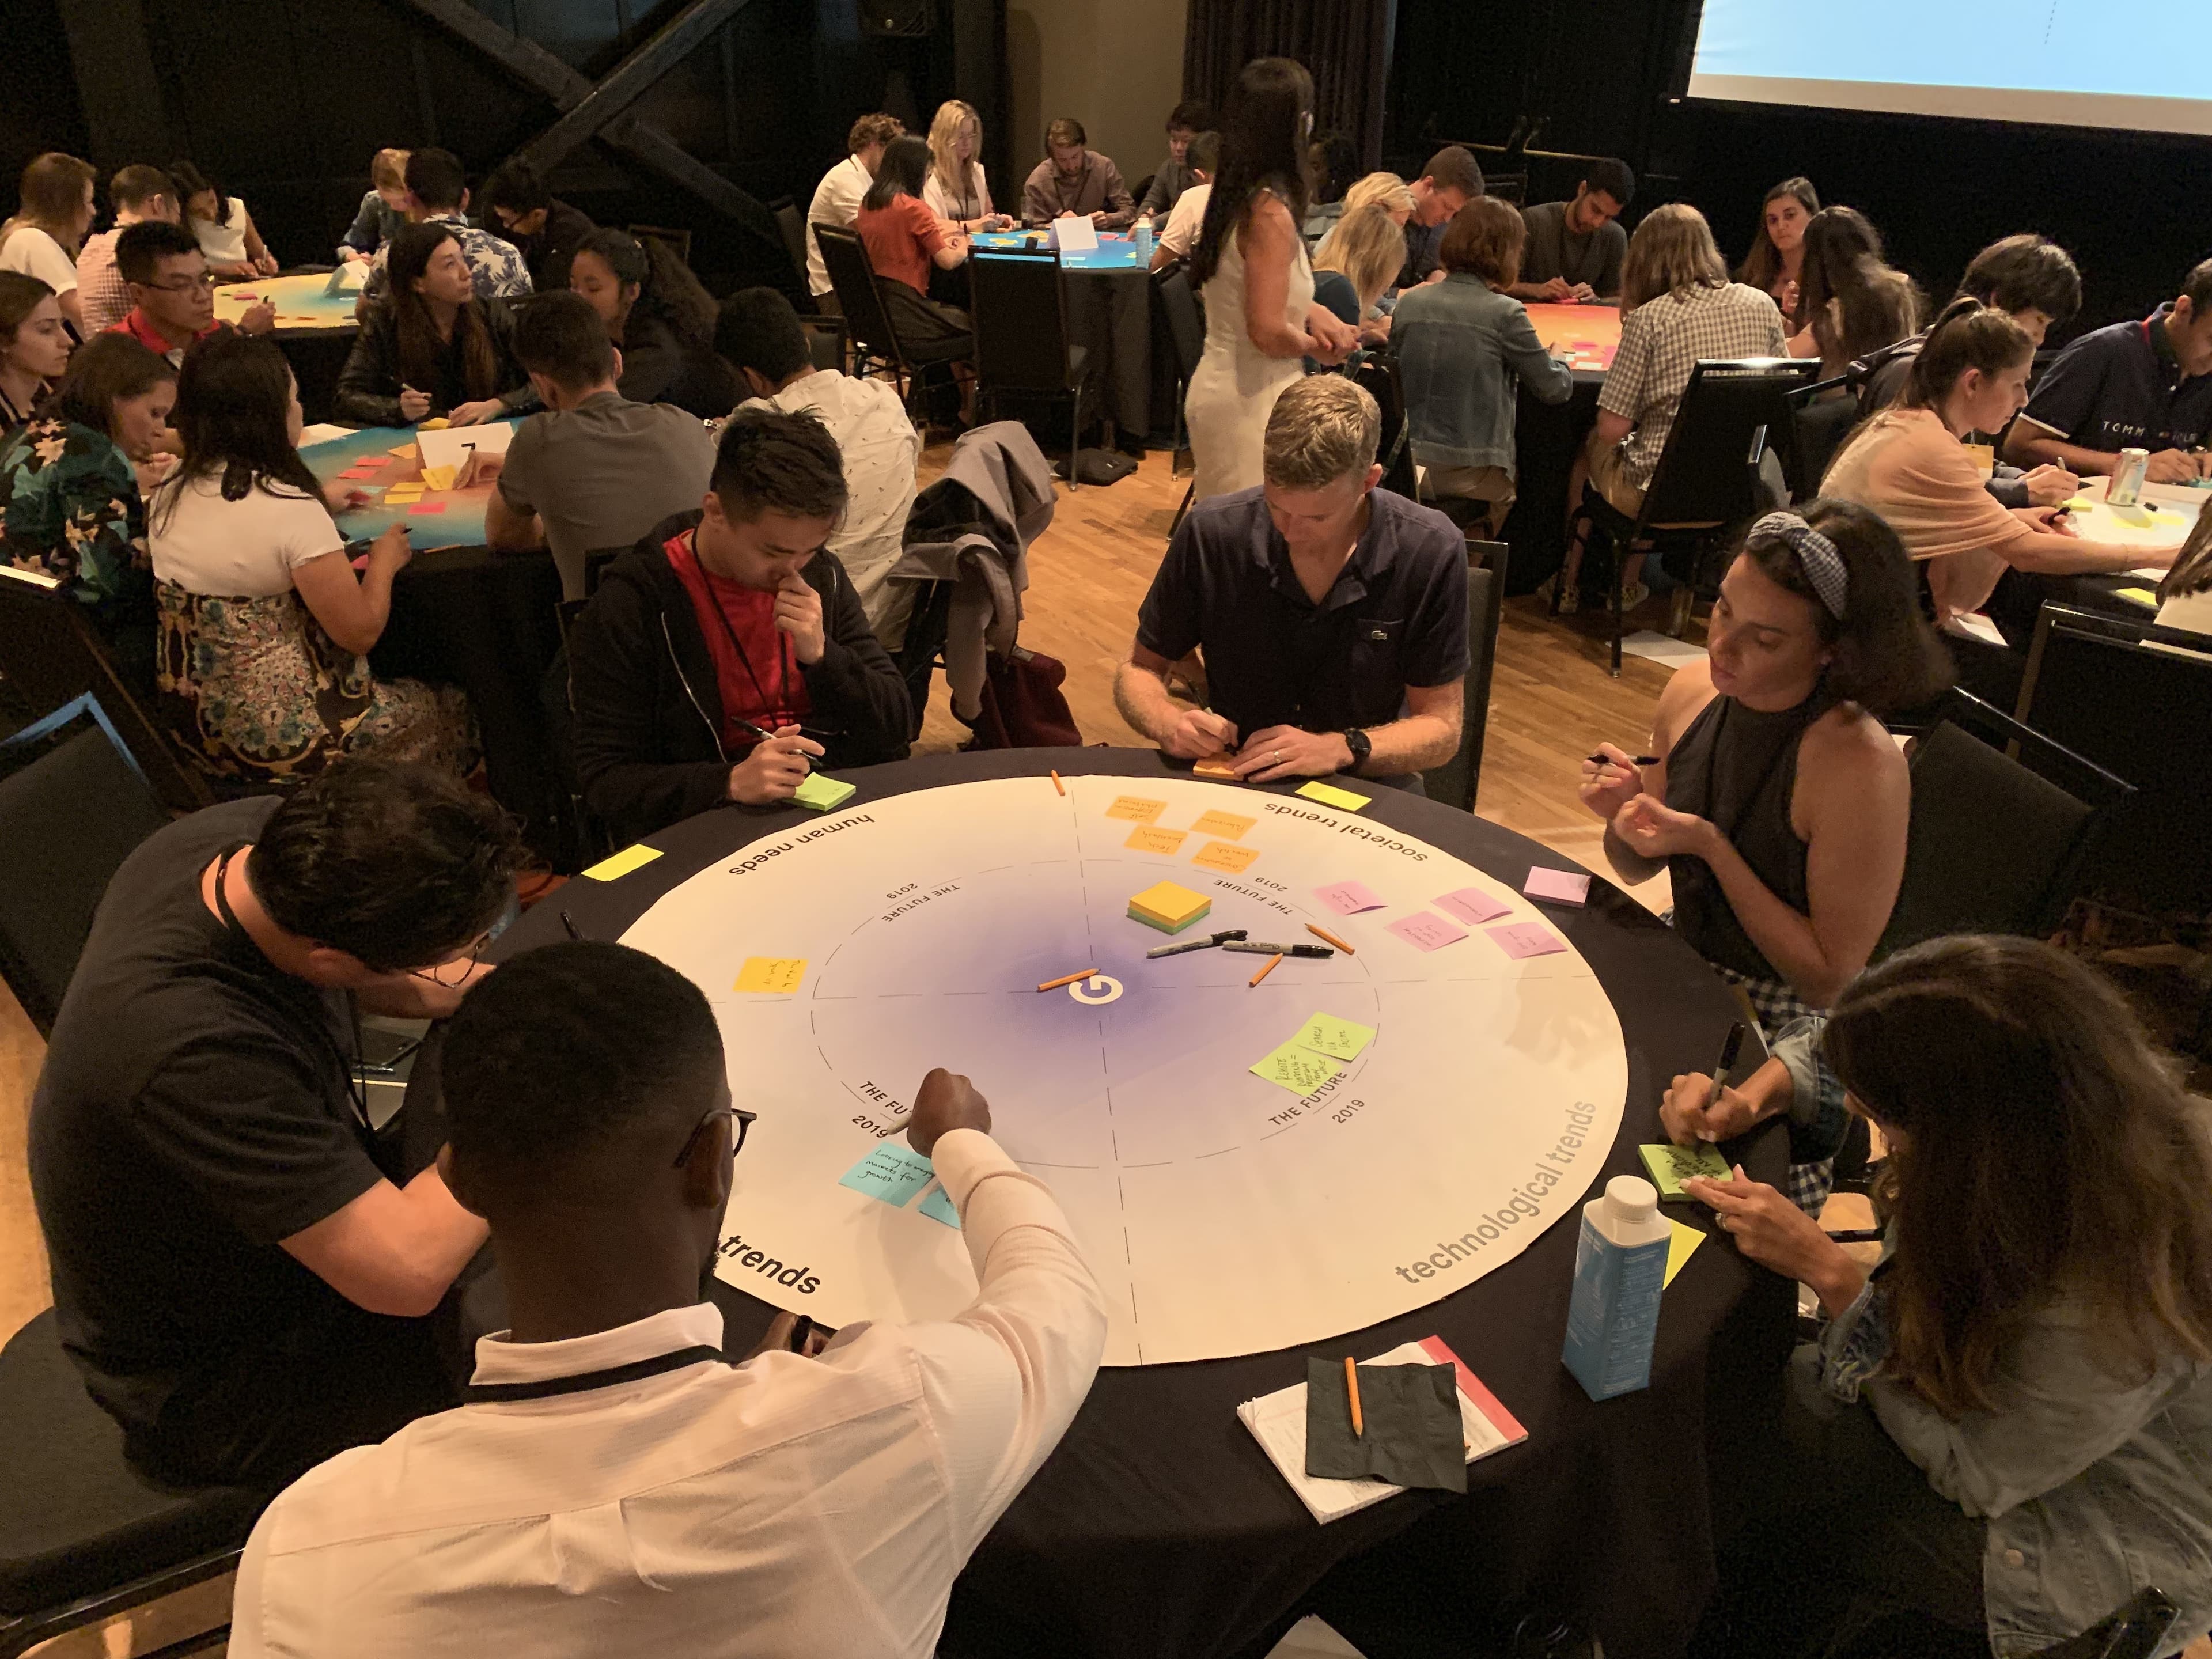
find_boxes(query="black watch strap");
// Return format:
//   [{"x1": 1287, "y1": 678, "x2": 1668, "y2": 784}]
[{"x1": 1343, "y1": 727, "x2": 1371, "y2": 768}]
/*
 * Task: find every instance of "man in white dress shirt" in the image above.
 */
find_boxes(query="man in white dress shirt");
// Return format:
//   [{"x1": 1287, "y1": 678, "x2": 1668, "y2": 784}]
[
  {"x1": 717, "y1": 285, "x2": 921, "y2": 645},
  {"x1": 229, "y1": 940, "x2": 1105, "y2": 1659},
  {"x1": 805, "y1": 112, "x2": 904, "y2": 310}
]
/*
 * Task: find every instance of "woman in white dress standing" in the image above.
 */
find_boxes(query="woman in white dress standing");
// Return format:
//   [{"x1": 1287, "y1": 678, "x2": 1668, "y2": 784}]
[{"x1": 1183, "y1": 58, "x2": 1357, "y2": 501}]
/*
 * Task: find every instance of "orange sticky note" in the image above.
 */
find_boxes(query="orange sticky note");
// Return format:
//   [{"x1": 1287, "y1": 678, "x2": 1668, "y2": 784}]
[
  {"x1": 1124, "y1": 824, "x2": 1188, "y2": 855},
  {"x1": 1191, "y1": 809, "x2": 1256, "y2": 840},
  {"x1": 1191, "y1": 840, "x2": 1259, "y2": 873},
  {"x1": 388, "y1": 444, "x2": 419, "y2": 459},
  {"x1": 1193, "y1": 755, "x2": 1240, "y2": 779},
  {"x1": 1105, "y1": 796, "x2": 1167, "y2": 823}
]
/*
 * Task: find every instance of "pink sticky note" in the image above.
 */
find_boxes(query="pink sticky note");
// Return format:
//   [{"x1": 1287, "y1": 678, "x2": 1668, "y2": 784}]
[
  {"x1": 1385, "y1": 911, "x2": 1468, "y2": 952},
  {"x1": 1487, "y1": 922, "x2": 1567, "y2": 959},
  {"x1": 1436, "y1": 887, "x2": 1510, "y2": 926},
  {"x1": 1314, "y1": 881, "x2": 1387, "y2": 916},
  {"x1": 408, "y1": 502, "x2": 448, "y2": 516},
  {"x1": 1524, "y1": 867, "x2": 1592, "y2": 906}
]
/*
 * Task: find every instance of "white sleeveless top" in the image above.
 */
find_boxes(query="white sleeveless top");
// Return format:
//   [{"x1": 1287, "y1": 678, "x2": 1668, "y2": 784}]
[{"x1": 1184, "y1": 193, "x2": 1314, "y2": 501}]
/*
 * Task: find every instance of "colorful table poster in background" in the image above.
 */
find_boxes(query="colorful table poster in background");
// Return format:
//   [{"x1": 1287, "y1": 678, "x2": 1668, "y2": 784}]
[{"x1": 300, "y1": 422, "x2": 517, "y2": 551}]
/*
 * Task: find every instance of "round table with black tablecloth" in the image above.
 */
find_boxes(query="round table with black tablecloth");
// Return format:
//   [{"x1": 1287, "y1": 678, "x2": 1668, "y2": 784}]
[
  {"x1": 1494, "y1": 304, "x2": 1619, "y2": 596},
  {"x1": 475, "y1": 747, "x2": 1793, "y2": 1659}
]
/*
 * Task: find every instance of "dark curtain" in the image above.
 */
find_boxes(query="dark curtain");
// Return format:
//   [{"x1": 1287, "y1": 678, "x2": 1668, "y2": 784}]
[{"x1": 1182, "y1": 0, "x2": 1399, "y2": 171}]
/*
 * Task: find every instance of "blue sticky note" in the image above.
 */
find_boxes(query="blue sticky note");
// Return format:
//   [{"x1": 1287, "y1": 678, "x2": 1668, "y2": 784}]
[
  {"x1": 838, "y1": 1143, "x2": 934, "y2": 1207},
  {"x1": 919, "y1": 1184, "x2": 961, "y2": 1228}
]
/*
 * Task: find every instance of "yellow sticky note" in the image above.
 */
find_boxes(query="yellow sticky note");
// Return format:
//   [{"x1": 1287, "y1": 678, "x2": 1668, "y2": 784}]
[
  {"x1": 1106, "y1": 795, "x2": 1167, "y2": 823},
  {"x1": 1293, "y1": 1011, "x2": 1375, "y2": 1060},
  {"x1": 1125, "y1": 824, "x2": 1188, "y2": 855},
  {"x1": 418, "y1": 416, "x2": 451, "y2": 430},
  {"x1": 1128, "y1": 880, "x2": 1210, "y2": 927},
  {"x1": 418, "y1": 464, "x2": 456, "y2": 493},
  {"x1": 1249, "y1": 1037, "x2": 1343, "y2": 1097},
  {"x1": 384, "y1": 487, "x2": 423, "y2": 501},
  {"x1": 388, "y1": 443, "x2": 419, "y2": 459},
  {"x1": 1191, "y1": 839, "x2": 1259, "y2": 874},
  {"x1": 581, "y1": 843, "x2": 664, "y2": 881},
  {"x1": 1296, "y1": 781, "x2": 1371, "y2": 811},
  {"x1": 1665, "y1": 1219, "x2": 1703, "y2": 1287},
  {"x1": 1191, "y1": 809, "x2": 1256, "y2": 840},
  {"x1": 2114, "y1": 586, "x2": 2159, "y2": 607},
  {"x1": 734, "y1": 957, "x2": 806, "y2": 994}
]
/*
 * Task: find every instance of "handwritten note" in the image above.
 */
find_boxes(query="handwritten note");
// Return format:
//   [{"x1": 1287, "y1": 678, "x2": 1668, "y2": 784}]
[
  {"x1": 1296, "y1": 781, "x2": 1371, "y2": 811},
  {"x1": 1294, "y1": 1012, "x2": 1376, "y2": 1060},
  {"x1": 1524, "y1": 867, "x2": 1592, "y2": 906},
  {"x1": 792, "y1": 773, "x2": 856, "y2": 811},
  {"x1": 581, "y1": 843, "x2": 663, "y2": 882},
  {"x1": 839, "y1": 1143, "x2": 936, "y2": 1207},
  {"x1": 417, "y1": 464, "x2": 457, "y2": 493},
  {"x1": 1191, "y1": 810, "x2": 1256, "y2": 840},
  {"x1": 1385, "y1": 912, "x2": 1468, "y2": 952},
  {"x1": 1192, "y1": 840, "x2": 1260, "y2": 874},
  {"x1": 1251, "y1": 1038, "x2": 1343, "y2": 1097},
  {"x1": 1486, "y1": 922, "x2": 1566, "y2": 960},
  {"x1": 734, "y1": 957, "x2": 806, "y2": 994},
  {"x1": 1639, "y1": 1141, "x2": 1732, "y2": 1200},
  {"x1": 919, "y1": 1184, "x2": 961, "y2": 1228},
  {"x1": 1105, "y1": 796, "x2": 1168, "y2": 823},
  {"x1": 1315, "y1": 881, "x2": 1387, "y2": 916},
  {"x1": 1125, "y1": 824, "x2": 1189, "y2": 854},
  {"x1": 1435, "y1": 887, "x2": 1510, "y2": 926}
]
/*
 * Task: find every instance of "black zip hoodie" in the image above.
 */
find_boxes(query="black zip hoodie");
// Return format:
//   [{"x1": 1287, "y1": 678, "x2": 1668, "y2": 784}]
[{"x1": 570, "y1": 511, "x2": 911, "y2": 844}]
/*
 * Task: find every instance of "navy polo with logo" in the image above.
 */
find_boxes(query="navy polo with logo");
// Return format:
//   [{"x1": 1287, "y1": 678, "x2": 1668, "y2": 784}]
[{"x1": 2015, "y1": 305, "x2": 2212, "y2": 457}]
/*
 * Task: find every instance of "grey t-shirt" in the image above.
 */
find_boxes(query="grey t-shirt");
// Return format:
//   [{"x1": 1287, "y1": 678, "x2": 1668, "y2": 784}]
[
  {"x1": 1518, "y1": 200, "x2": 1627, "y2": 297},
  {"x1": 497, "y1": 392, "x2": 717, "y2": 600}
]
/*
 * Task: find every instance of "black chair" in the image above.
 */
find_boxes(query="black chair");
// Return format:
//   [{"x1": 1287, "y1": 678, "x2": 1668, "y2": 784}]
[
  {"x1": 1153, "y1": 263, "x2": 1206, "y2": 533},
  {"x1": 1421, "y1": 539, "x2": 1508, "y2": 812},
  {"x1": 0, "y1": 696, "x2": 172, "y2": 1035},
  {"x1": 2016, "y1": 603, "x2": 2212, "y2": 915},
  {"x1": 968, "y1": 252, "x2": 1095, "y2": 489},
  {"x1": 2025, "y1": 1587, "x2": 2184, "y2": 1659},
  {"x1": 1351, "y1": 356, "x2": 1419, "y2": 501},
  {"x1": 813, "y1": 224, "x2": 969, "y2": 421},
  {"x1": 770, "y1": 198, "x2": 809, "y2": 289},
  {"x1": 1778, "y1": 371, "x2": 1863, "y2": 502},
  {"x1": 1565, "y1": 357, "x2": 1817, "y2": 675},
  {"x1": 0, "y1": 567, "x2": 211, "y2": 813},
  {"x1": 542, "y1": 546, "x2": 630, "y2": 874},
  {"x1": 1874, "y1": 689, "x2": 2132, "y2": 961},
  {"x1": 0, "y1": 1310, "x2": 262, "y2": 1659}
]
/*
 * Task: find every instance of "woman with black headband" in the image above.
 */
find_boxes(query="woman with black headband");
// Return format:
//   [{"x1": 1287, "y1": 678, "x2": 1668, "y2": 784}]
[{"x1": 1579, "y1": 502, "x2": 1952, "y2": 1207}]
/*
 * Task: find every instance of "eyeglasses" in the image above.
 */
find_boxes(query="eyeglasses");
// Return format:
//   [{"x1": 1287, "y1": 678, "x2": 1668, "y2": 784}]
[
  {"x1": 674, "y1": 1105, "x2": 756, "y2": 1168},
  {"x1": 408, "y1": 930, "x2": 493, "y2": 990},
  {"x1": 139, "y1": 274, "x2": 217, "y2": 295}
]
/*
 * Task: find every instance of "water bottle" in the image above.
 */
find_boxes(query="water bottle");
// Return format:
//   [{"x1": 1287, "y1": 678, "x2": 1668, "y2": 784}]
[
  {"x1": 1560, "y1": 1175, "x2": 1672, "y2": 1400},
  {"x1": 1133, "y1": 215, "x2": 1154, "y2": 264}
]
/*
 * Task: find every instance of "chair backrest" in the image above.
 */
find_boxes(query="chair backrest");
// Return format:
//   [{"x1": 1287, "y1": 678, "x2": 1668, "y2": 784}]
[
  {"x1": 0, "y1": 568, "x2": 211, "y2": 813},
  {"x1": 1422, "y1": 538, "x2": 1507, "y2": 811},
  {"x1": 969, "y1": 253, "x2": 1074, "y2": 397},
  {"x1": 1639, "y1": 359, "x2": 1819, "y2": 529},
  {"x1": 1876, "y1": 690, "x2": 2132, "y2": 960},
  {"x1": 814, "y1": 224, "x2": 907, "y2": 368},
  {"x1": 768, "y1": 198, "x2": 808, "y2": 289},
  {"x1": 1780, "y1": 373, "x2": 1863, "y2": 501},
  {"x1": 0, "y1": 700, "x2": 172, "y2": 1035},
  {"x1": 2016, "y1": 604, "x2": 2212, "y2": 910},
  {"x1": 1350, "y1": 357, "x2": 1418, "y2": 500},
  {"x1": 1153, "y1": 264, "x2": 1205, "y2": 382}
]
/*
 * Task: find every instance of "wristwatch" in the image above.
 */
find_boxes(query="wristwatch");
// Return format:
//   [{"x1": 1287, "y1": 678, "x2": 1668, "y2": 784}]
[{"x1": 1342, "y1": 728, "x2": 1372, "y2": 770}]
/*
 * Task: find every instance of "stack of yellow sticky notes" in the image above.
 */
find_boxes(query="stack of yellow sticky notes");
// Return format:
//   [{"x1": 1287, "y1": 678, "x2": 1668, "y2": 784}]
[
  {"x1": 417, "y1": 464, "x2": 456, "y2": 493},
  {"x1": 1128, "y1": 880, "x2": 1211, "y2": 935},
  {"x1": 384, "y1": 481, "x2": 424, "y2": 506}
]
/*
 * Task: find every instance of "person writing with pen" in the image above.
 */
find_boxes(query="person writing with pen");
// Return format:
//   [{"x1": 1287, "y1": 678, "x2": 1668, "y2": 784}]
[{"x1": 569, "y1": 407, "x2": 911, "y2": 844}]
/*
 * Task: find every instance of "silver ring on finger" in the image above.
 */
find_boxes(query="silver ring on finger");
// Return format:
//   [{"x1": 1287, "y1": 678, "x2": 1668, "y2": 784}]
[{"x1": 1272, "y1": 750, "x2": 1281, "y2": 763}]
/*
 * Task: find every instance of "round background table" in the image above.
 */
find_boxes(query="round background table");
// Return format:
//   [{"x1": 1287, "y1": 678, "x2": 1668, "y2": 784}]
[{"x1": 491, "y1": 747, "x2": 1793, "y2": 1659}]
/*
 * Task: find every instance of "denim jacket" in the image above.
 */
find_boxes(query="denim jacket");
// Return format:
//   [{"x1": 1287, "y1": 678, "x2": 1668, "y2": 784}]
[
  {"x1": 1820, "y1": 1240, "x2": 2212, "y2": 1654},
  {"x1": 1390, "y1": 274, "x2": 1574, "y2": 475}
]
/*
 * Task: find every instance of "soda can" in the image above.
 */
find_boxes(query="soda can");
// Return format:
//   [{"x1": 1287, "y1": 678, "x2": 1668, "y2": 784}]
[{"x1": 2109, "y1": 448, "x2": 2150, "y2": 507}]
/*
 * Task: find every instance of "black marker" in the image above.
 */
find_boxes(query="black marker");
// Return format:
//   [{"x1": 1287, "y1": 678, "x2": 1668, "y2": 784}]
[
  {"x1": 1222, "y1": 941, "x2": 1334, "y2": 959},
  {"x1": 1587, "y1": 752, "x2": 1660, "y2": 767},
  {"x1": 1704, "y1": 1022, "x2": 1747, "y2": 1110},
  {"x1": 560, "y1": 910, "x2": 586, "y2": 942},
  {"x1": 1144, "y1": 927, "x2": 1250, "y2": 958},
  {"x1": 787, "y1": 1315, "x2": 814, "y2": 1353}
]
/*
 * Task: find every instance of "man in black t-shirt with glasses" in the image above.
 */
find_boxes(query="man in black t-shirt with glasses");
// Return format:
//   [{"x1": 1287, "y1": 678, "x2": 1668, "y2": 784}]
[{"x1": 29, "y1": 760, "x2": 522, "y2": 1486}]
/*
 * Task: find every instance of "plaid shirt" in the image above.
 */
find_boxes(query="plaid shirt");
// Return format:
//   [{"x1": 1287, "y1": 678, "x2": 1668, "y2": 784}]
[
  {"x1": 75, "y1": 229, "x2": 132, "y2": 335},
  {"x1": 1599, "y1": 282, "x2": 1786, "y2": 490}
]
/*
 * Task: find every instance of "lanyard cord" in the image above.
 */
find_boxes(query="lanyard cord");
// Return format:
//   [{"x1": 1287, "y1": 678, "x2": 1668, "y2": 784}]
[{"x1": 690, "y1": 535, "x2": 794, "y2": 721}]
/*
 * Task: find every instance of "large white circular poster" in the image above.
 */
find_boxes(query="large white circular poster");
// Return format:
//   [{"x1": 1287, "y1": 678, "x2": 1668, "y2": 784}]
[{"x1": 621, "y1": 774, "x2": 1628, "y2": 1365}]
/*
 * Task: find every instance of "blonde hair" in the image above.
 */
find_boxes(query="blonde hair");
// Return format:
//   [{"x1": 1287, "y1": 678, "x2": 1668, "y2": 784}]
[
  {"x1": 1619, "y1": 203, "x2": 1729, "y2": 315},
  {"x1": 1341, "y1": 172, "x2": 1414, "y2": 219},
  {"x1": 3, "y1": 153, "x2": 96, "y2": 256},
  {"x1": 1313, "y1": 204, "x2": 1407, "y2": 314},
  {"x1": 927, "y1": 100, "x2": 983, "y2": 200},
  {"x1": 370, "y1": 148, "x2": 410, "y2": 192},
  {"x1": 1263, "y1": 376, "x2": 1381, "y2": 488}
]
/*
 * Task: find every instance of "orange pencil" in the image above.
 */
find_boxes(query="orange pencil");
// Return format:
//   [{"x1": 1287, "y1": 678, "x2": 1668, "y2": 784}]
[
  {"x1": 1306, "y1": 923, "x2": 1354, "y2": 955},
  {"x1": 1345, "y1": 1355, "x2": 1363, "y2": 1437},
  {"x1": 1248, "y1": 952, "x2": 1283, "y2": 988},
  {"x1": 1036, "y1": 967, "x2": 1098, "y2": 993},
  {"x1": 1050, "y1": 769, "x2": 1065, "y2": 796}
]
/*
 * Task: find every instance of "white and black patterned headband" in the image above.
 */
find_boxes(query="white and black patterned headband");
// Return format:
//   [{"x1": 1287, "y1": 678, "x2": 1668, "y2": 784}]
[{"x1": 1749, "y1": 512, "x2": 1848, "y2": 618}]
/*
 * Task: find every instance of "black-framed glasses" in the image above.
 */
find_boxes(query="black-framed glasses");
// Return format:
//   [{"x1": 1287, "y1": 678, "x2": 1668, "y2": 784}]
[
  {"x1": 409, "y1": 930, "x2": 492, "y2": 990},
  {"x1": 675, "y1": 1105, "x2": 756, "y2": 1168}
]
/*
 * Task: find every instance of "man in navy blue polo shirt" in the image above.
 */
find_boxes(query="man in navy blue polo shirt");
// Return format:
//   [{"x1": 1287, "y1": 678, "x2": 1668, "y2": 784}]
[
  {"x1": 1115, "y1": 376, "x2": 1467, "y2": 792},
  {"x1": 2003, "y1": 259, "x2": 2212, "y2": 483}
]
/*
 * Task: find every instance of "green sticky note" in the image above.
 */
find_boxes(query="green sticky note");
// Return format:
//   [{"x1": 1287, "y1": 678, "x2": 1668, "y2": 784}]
[
  {"x1": 919, "y1": 1184, "x2": 960, "y2": 1228},
  {"x1": 1250, "y1": 1038, "x2": 1343, "y2": 1097},
  {"x1": 1664, "y1": 1219, "x2": 1703, "y2": 1287},
  {"x1": 791, "y1": 772, "x2": 857, "y2": 812},
  {"x1": 1296, "y1": 780, "x2": 1372, "y2": 811},
  {"x1": 838, "y1": 1142, "x2": 934, "y2": 1207},
  {"x1": 1639, "y1": 1141, "x2": 1733, "y2": 1200},
  {"x1": 581, "y1": 843, "x2": 664, "y2": 882},
  {"x1": 1293, "y1": 1012, "x2": 1376, "y2": 1061}
]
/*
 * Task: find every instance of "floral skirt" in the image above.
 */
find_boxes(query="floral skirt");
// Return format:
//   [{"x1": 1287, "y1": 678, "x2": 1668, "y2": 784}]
[{"x1": 156, "y1": 582, "x2": 478, "y2": 786}]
